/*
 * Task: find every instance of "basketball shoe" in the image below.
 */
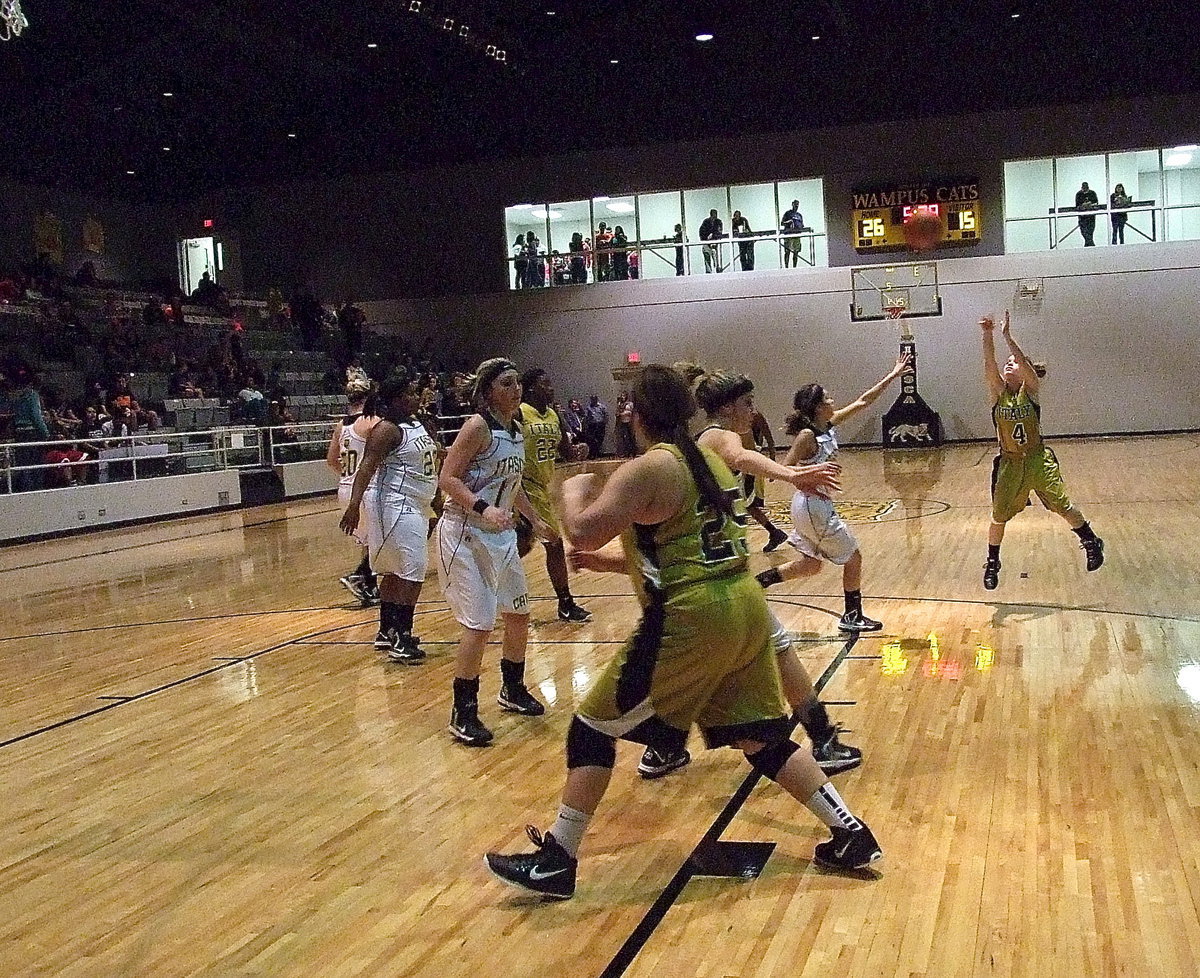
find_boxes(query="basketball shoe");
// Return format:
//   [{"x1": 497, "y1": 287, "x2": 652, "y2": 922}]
[
  {"x1": 764, "y1": 528, "x2": 789, "y2": 552},
  {"x1": 1082, "y1": 536, "x2": 1105, "y2": 572},
  {"x1": 498, "y1": 683, "x2": 546, "y2": 716},
  {"x1": 557, "y1": 599, "x2": 592, "y2": 623},
  {"x1": 813, "y1": 824, "x2": 883, "y2": 872},
  {"x1": 838, "y1": 610, "x2": 882, "y2": 632},
  {"x1": 485, "y1": 827, "x2": 577, "y2": 900},
  {"x1": 983, "y1": 557, "x2": 1001, "y2": 590},
  {"x1": 811, "y1": 727, "x2": 863, "y2": 774},
  {"x1": 638, "y1": 746, "x2": 691, "y2": 779},
  {"x1": 449, "y1": 703, "x2": 493, "y2": 746},
  {"x1": 386, "y1": 630, "x2": 425, "y2": 665},
  {"x1": 339, "y1": 575, "x2": 372, "y2": 604}
]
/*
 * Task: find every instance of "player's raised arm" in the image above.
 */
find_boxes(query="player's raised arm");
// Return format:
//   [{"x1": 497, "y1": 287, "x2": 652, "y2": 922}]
[
  {"x1": 999, "y1": 311, "x2": 1041, "y2": 397},
  {"x1": 830, "y1": 352, "x2": 912, "y2": 425},
  {"x1": 980, "y1": 315, "x2": 1006, "y2": 401}
]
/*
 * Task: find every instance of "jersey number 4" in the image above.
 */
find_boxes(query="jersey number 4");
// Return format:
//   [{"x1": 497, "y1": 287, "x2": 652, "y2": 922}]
[{"x1": 1011, "y1": 422, "x2": 1027, "y2": 445}]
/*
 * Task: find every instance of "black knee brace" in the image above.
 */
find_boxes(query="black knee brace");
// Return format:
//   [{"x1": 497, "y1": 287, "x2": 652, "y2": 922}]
[
  {"x1": 745, "y1": 739, "x2": 802, "y2": 782},
  {"x1": 565, "y1": 716, "x2": 617, "y2": 770}
]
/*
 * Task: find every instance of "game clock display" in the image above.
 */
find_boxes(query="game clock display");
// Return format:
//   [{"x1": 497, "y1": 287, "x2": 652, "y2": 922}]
[{"x1": 851, "y1": 181, "x2": 982, "y2": 253}]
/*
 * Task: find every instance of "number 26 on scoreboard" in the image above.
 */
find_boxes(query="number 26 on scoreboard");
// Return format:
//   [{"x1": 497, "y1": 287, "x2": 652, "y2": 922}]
[{"x1": 858, "y1": 217, "x2": 885, "y2": 238}]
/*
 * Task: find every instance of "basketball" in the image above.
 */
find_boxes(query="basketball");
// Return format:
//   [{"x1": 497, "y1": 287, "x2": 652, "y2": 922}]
[{"x1": 903, "y1": 210, "x2": 944, "y2": 251}]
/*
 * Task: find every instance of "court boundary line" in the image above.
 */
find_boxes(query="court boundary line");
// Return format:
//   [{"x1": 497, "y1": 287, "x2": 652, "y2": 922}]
[
  {"x1": 597, "y1": 632, "x2": 861, "y2": 978},
  {"x1": 0, "y1": 616, "x2": 374, "y2": 750},
  {"x1": 0, "y1": 504, "x2": 340, "y2": 574}
]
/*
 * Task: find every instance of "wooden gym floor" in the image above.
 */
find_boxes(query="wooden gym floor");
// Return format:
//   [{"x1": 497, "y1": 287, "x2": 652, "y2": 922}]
[{"x1": 2, "y1": 434, "x2": 1199, "y2": 978}]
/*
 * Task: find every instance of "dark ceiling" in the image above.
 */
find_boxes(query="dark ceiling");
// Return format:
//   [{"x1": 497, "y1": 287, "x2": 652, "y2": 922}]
[{"x1": 1, "y1": 0, "x2": 1195, "y2": 198}]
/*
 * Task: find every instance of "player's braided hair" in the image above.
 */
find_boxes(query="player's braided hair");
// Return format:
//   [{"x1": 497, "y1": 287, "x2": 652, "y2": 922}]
[
  {"x1": 631, "y1": 365, "x2": 734, "y2": 519},
  {"x1": 786, "y1": 383, "x2": 825, "y2": 436}
]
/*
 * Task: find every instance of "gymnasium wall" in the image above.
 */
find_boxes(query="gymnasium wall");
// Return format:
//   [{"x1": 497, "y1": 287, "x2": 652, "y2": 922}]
[
  {"x1": 0, "y1": 177, "x2": 175, "y2": 285},
  {"x1": 0, "y1": 471, "x2": 242, "y2": 544},
  {"x1": 364, "y1": 241, "x2": 1200, "y2": 444},
  {"x1": 195, "y1": 94, "x2": 1200, "y2": 301}
]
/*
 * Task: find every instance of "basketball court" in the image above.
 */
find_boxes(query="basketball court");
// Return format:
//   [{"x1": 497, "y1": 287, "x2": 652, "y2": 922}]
[{"x1": 3, "y1": 434, "x2": 1199, "y2": 977}]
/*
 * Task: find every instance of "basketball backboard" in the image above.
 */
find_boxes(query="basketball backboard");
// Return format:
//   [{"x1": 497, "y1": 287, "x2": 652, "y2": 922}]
[{"x1": 850, "y1": 260, "x2": 942, "y2": 322}]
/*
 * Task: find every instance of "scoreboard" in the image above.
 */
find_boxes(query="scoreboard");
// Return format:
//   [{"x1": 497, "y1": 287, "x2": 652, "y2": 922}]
[{"x1": 851, "y1": 180, "x2": 982, "y2": 253}]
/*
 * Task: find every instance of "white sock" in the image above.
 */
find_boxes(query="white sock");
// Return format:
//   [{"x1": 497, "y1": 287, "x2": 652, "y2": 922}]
[
  {"x1": 805, "y1": 783, "x2": 863, "y2": 831},
  {"x1": 550, "y1": 804, "x2": 591, "y2": 857}
]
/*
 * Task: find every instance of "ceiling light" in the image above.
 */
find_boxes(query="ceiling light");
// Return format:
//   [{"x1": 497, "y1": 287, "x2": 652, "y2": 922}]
[
  {"x1": 287, "y1": 132, "x2": 296, "y2": 138},
  {"x1": 546, "y1": 10, "x2": 556, "y2": 15},
  {"x1": 593, "y1": 196, "x2": 610, "y2": 202},
  {"x1": 162, "y1": 91, "x2": 173, "y2": 97},
  {"x1": 1011, "y1": 12, "x2": 1021, "y2": 18},
  {"x1": 545, "y1": 210, "x2": 562, "y2": 220},
  {"x1": 126, "y1": 170, "x2": 135, "y2": 175},
  {"x1": 1165, "y1": 151, "x2": 1194, "y2": 167},
  {"x1": 162, "y1": 146, "x2": 171, "y2": 152},
  {"x1": 511, "y1": 203, "x2": 535, "y2": 210},
  {"x1": 610, "y1": 58, "x2": 619, "y2": 64},
  {"x1": 811, "y1": 35, "x2": 820, "y2": 40},
  {"x1": 695, "y1": 33, "x2": 714, "y2": 42},
  {"x1": 606, "y1": 202, "x2": 635, "y2": 214},
  {"x1": 367, "y1": 42, "x2": 378, "y2": 48}
]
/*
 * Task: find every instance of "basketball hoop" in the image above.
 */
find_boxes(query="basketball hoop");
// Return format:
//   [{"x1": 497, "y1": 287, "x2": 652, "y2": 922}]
[
  {"x1": 1, "y1": 0, "x2": 28, "y2": 40},
  {"x1": 882, "y1": 293, "x2": 914, "y2": 340}
]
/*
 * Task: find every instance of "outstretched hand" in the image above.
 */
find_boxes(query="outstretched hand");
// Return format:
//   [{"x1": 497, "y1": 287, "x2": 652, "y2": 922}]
[
  {"x1": 1000, "y1": 310, "x2": 1011, "y2": 336},
  {"x1": 980, "y1": 315, "x2": 996, "y2": 332},
  {"x1": 893, "y1": 351, "x2": 914, "y2": 376}
]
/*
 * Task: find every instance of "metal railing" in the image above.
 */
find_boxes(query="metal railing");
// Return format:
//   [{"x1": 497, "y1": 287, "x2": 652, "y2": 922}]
[{"x1": 1, "y1": 421, "x2": 344, "y2": 494}]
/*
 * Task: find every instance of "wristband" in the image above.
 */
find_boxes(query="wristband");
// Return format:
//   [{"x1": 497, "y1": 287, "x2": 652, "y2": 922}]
[{"x1": 472, "y1": 498, "x2": 489, "y2": 515}]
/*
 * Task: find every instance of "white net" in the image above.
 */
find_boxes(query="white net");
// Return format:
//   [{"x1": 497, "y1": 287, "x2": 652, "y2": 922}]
[{"x1": 1, "y1": 0, "x2": 29, "y2": 41}]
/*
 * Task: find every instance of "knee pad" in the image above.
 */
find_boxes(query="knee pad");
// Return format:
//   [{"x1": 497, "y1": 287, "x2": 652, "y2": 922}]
[
  {"x1": 565, "y1": 717, "x2": 617, "y2": 770},
  {"x1": 745, "y1": 738, "x2": 802, "y2": 781}
]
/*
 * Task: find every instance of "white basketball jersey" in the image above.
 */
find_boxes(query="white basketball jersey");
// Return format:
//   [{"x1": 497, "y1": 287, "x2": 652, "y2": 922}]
[
  {"x1": 445, "y1": 415, "x2": 525, "y2": 524},
  {"x1": 338, "y1": 414, "x2": 368, "y2": 489},
  {"x1": 374, "y1": 420, "x2": 439, "y2": 513},
  {"x1": 797, "y1": 426, "x2": 839, "y2": 467}
]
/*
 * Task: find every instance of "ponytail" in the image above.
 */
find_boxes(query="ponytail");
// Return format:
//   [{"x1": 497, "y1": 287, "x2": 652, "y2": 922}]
[
  {"x1": 632, "y1": 365, "x2": 734, "y2": 519},
  {"x1": 785, "y1": 383, "x2": 824, "y2": 436}
]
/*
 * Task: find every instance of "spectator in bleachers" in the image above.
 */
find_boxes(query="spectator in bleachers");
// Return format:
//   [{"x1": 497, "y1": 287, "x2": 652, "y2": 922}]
[
  {"x1": 338, "y1": 298, "x2": 365, "y2": 360},
  {"x1": 237, "y1": 375, "x2": 270, "y2": 425},
  {"x1": 10, "y1": 358, "x2": 50, "y2": 492}
]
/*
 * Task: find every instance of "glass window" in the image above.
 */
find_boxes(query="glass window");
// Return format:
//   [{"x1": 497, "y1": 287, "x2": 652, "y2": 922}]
[
  {"x1": 546, "y1": 200, "x2": 591, "y2": 286},
  {"x1": 1163, "y1": 145, "x2": 1200, "y2": 242},
  {"x1": 1003, "y1": 159, "x2": 1053, "y2": 220},
  {"x1": 504, "y1": 205, "x2": 550, "y2": 289},
  {"x1": 775, "y1": 178, "x2": 825, "y2": 268},
  {"x1": 1053, "y1": 154, "x2": 1106, "y2": 249},
  {"x1": 1002, "y1": 160, "x2": 1054, "y2": 254},
  {"x1": 683, "y1": 187, "x2": 730, "y2": 274},
  {"x1": 1107, "y1": 150, "x2": 1160, "y2": 245},
  {"x1": 635, "y1": 191, "x2": 684, "y2": 279},
  {"x1": 728, "y1": 182, "x2": 778, "y2": 272},
  {"x1": 592, "y1": 196, "x2": 635, "y2": 283}
]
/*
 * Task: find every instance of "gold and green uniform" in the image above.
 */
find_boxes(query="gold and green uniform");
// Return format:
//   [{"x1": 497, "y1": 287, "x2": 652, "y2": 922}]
[
  {"x1": 519, "y1": 402, "x2": 562, "y2": 533},
  {"x1": 577, "y1": 444, "x2": 790, "y2": 749},
  {"x1": 990, "y1": 386, "x2": 1073, "y2": 523}
]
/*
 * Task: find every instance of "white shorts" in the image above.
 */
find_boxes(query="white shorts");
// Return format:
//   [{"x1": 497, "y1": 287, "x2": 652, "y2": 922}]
[
  {"x1": 368, "y1": 492, "x2": 430, "y2": 582},
  {"x1": 337, "y1": 484, "x2": 368, "y2": 547},
  {"x1": 437, "y1": 516, "x2": 530, "y2": 631},
  {"x1": 789, "y1": 492, "x2": 858, "y2": 566}
]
